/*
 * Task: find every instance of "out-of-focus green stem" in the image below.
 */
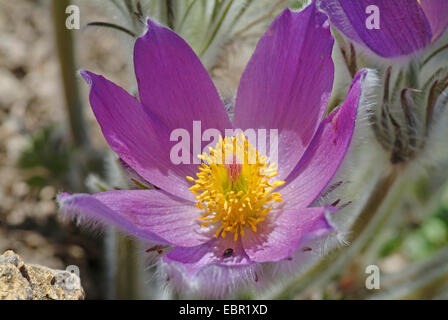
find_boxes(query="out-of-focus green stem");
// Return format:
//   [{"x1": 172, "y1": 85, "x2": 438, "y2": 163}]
[
  {"x1": 178, "y1": 0, "x2": 199, "y2": 31},
  {"x1": 166, "y1": 0, "x2": 175, "y2": 30},
  {"x1": 199, "y1": 0, "x2": 234, "y2": 57},
  {"x1": 422, "y1": 43, "x2": 448, "y2": 67},
  {"x1": 350, "y1": 170, "x2": 400, "y2": 239},
  {"x1": 234, "y1": 0, "x2": 287, "y2": 37},
  {"x1": 116, "y1": 234, "x2": 142, "y2": 300},
  {"x1": 228, "y1": 0, "x2": 254, "y2": 30},
  {"x1": 210, "y1": 0, "x2": 222, "y2": 23},
  {"x1": 52, "y1": 0, "x2": 89, "y2": 148},
  {"x1": 271, "y1": 169, "x2": 400, "y2": 299}
]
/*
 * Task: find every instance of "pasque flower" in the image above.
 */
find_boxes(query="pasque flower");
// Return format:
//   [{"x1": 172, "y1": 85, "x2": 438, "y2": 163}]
[
  {"x1": 319, "y1": 0, "x2": 448, "y2": 58},
  {"x1": 58, "y1": 3, "x2": 366, "y2": 295}
]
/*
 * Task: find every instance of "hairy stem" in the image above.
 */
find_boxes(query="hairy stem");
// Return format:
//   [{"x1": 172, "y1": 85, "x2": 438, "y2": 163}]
[
  {"x1": 52, "y1": 0, "x2": 89, "y2": 148},
  {"x1": 270, "y1": 169, "x2": 400, "y2": 299},
  {"x1": 115, "y1": 234, "x2": 142, "y2": 299}
]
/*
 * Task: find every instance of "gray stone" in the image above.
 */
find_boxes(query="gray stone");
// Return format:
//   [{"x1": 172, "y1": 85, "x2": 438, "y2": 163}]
[{"x1": 0, "y1": 250, "x2": 85, "y2": 300}]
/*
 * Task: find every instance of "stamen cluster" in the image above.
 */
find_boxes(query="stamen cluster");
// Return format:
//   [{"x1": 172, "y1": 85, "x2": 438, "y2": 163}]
[{"x1": 187, "y1": 134, "x2": 285, "y2": 241}]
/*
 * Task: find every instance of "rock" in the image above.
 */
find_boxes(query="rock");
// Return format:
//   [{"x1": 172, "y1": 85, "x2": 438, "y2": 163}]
[
  {"x1": 0, "y1": 250, "x2": 84, "y2": 300},
  {"x1": 0, "y1": 262, "x2": 33, "y2": 300}
]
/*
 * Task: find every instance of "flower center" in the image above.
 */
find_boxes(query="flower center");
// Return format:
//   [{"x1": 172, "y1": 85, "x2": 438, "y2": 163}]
[{"x1": 186, "y1": 134, "x2": 285, "y2": 241}]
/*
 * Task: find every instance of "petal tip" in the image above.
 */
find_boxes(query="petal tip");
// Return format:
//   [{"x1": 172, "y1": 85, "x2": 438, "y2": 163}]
[
  {"x1": 146, "y1": 17, "x2": 159, "y2": 28},
  {"x1": 355, "y1": 68, "x2": 368, "y2": 81},
  {"x1": 280, "y1": 7, "x2": 292, "y2": 15},
  {"x1": 323, "y1": 205, "x2": 339, "y2": 231},
  {"x1": 141, "y1": 17, "x2": 165, "y2": 39},
  {"x1": 79, "y1": 70, "x2": 95, "y2": 86},
  {"x1": 56, "y1": 192, "x2": 70, "y2": 204},
  {"x1": 349, "y1": 68, "x2": 369, "y2": 92}
]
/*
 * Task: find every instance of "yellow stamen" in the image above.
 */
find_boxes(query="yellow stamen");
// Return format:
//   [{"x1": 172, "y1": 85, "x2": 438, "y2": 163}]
[{"x1": 187, "y1": 133, "x2": 285, "y2": 241}]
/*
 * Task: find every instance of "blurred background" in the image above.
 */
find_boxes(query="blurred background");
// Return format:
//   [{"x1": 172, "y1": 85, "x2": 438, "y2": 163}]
[{"x1": 1, "y1": 0, "x2": 448, "y2": 300}]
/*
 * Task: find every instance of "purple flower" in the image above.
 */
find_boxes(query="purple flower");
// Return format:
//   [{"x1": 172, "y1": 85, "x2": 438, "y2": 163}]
[
  {"x1": 58, "y1": 3, "x2": 366, "y2": 295},
  {"x1": 319, "y1": 0, "x2": 448, "y2": 58}
]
